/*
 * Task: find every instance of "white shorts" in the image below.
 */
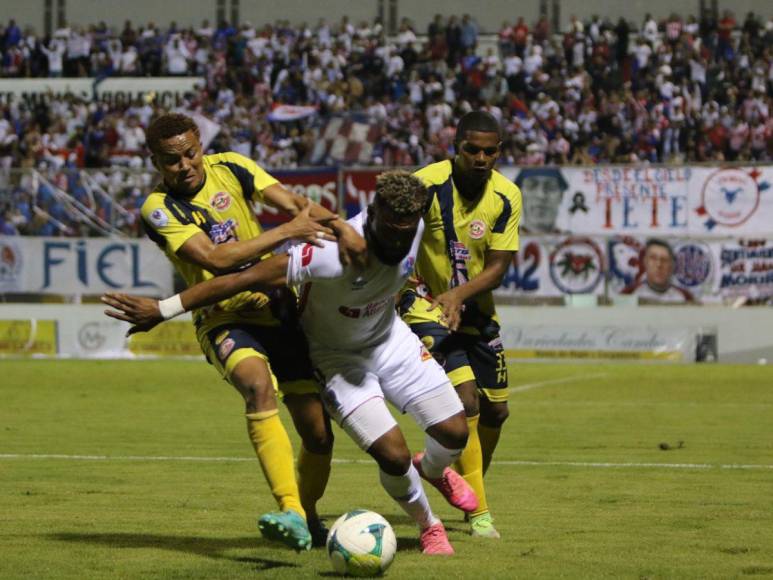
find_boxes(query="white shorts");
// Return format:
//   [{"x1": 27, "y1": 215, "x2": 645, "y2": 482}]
[
  {"x1": 342, "y1": 382, "x2": 463, "y2": 451},
  {"x1": 311, "y1": 317, "x2": 452, "y2": 426}
]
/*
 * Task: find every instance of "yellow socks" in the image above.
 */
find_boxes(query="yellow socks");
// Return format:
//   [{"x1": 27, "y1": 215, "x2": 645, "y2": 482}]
[
  {"x1": 478, "y1": 423, "x2": 502, "y2": 476},
  {"x1": 245, "y1": 409, "x2": 305, "y2": 518},
  {"x1": 454, "y1": 414, "x2": 489, "y2": 517},
  {"x1": 297, "y1": 446, "x2": 332, "y2": 520}
]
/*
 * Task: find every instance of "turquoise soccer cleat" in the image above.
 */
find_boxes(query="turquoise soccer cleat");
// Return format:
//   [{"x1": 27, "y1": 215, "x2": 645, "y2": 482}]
[{"x1": 258, "y1": 509, "x2": 312, "y2": 551}]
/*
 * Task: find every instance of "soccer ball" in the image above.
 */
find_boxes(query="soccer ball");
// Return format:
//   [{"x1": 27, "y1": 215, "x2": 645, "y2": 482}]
[{"x1": 326, "y1": 509, "x2": 397, "y2": 577}]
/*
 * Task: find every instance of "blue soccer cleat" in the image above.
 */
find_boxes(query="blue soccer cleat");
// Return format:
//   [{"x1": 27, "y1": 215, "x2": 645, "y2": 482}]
[{"x1": 258, "y1": 509, "x2": 312, "y2": 551}]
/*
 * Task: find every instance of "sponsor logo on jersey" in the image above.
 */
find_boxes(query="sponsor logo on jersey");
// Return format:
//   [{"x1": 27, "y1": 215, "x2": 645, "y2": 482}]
[
  {"x1": 696, "y1": 168, "x2": 769, "y2": 230},
  {"x1": 451, "y1": 241, "x2": 470, "y2": 262},
  {"x1": 301, "y1": 244, "x2": 314, "y2": 267},
  {"x1": 337, "y1": 297, "x2": 392, "y2": 319},
  {"x1": 469, "y1": 219, "x2": 486, "y2": 240},
  {"x1": 338, "y1": 305, "x2": 361, "y2": 318},
  {"x1": 218, "y1": 337, "x2": 236, "y2": 361},
  {"x1": 549, "y1": 237, "x2": 604, "y2": 294},
  {"x1": 149, "y1": 208, "x2": 169, "y2": 228},
  {"x1": 210, "y1": 191, "x2": 232, "y2": 212},
  {"x1": 209, "y1": 218, "x2": 238, "y2": 244},
  {"x1": 420, "y1": 344, "x2": 432, "y2": 361},
  {"x1": 674, "y1": 242, "x2": 713, "y2": 288}
]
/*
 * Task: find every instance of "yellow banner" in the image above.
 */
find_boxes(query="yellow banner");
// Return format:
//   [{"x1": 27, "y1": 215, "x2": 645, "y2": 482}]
[
  {"x1": 505, "y1": 349, "x2": 683, "y2": 361},
  {"x1": 0, "y1": 320, "x2": 58, "y2": 355},
  {"x1": 128, "y1": 321, "x2": 202, "y2": 357}
]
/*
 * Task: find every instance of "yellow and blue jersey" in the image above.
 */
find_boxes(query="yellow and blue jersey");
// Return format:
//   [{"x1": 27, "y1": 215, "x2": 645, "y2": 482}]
[
  {"x1": 402, "y1": 159, "x2": 522, "y2": 335},
  {"x1": 140, "y1": 151, "x2": 280, "y2": 334}
]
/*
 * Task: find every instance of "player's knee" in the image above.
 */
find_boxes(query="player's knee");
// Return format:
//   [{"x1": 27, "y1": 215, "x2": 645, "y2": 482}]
[
  {"x1": 481, "y1": 403, "x2": 509, "y2": 428},
  {"x1": 242, "y1": 379, "x2": 276, "y2": 412},
  {"x1": 374, "y1": 446, "x2": 412, "y2": 476},
  {"x1": 302, "y1": 426, "x2": 334, "y2": 455},
  {"x1": 429, "y1": 414, "x2": 469, "y2": 450}
]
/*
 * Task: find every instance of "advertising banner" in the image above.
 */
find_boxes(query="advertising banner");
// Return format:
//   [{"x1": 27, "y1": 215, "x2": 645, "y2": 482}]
[
  {"x1": 0, "y1": 77, "x2": 202, "y2": 107},
  {"x1": 687, "y1": 167, "x2": 773, "y2": 236},
  {"x1": 0, "y1": 236, "x2": 173, "y2": 296},
  {"x1": 128, "y1": 321, "x2": 201, "y2": 357},
  {"x1": 500, "y1": 165, "x2": 772, "y2": 237},
  {"x1": 606, "y1": 236, "x2": 773, "y2": 303},
  {"x1": 0, "y1": 320, "x2": 57, "y2": 355},
  {"x1": 253, "y1": 168, "x2": 340, "y2": 226},
  {"x1": 499, "y1": 324, "x2": 696, "y2": 361},
  {"x1": 341, "y1": 169, "x2": 380, "y2": 218},
  {"x1": 495, "y1": 235, "x2": 607, "y2": 297}
]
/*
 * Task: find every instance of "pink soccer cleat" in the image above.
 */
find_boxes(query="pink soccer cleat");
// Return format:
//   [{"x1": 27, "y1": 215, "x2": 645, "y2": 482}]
[
  {"x1": 413, "y1": 452, "x2": 479, "y2": 513},
  {"x1": 420, "y1": 522, "x2": 454, "y2": 555}
]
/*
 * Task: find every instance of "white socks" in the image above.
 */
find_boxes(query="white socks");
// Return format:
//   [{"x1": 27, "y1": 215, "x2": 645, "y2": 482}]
[
  {"x1": 421, "y1": 435, "x2": 463, "y2": 479},
  {"x1": 379, "y1": 465, "x2": 439, "y2": 529}
]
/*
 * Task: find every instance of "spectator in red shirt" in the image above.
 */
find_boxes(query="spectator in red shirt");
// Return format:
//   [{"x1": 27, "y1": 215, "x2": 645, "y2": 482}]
[{"x1": 512, "y1": 17, "x2": 529, "y2": 58}]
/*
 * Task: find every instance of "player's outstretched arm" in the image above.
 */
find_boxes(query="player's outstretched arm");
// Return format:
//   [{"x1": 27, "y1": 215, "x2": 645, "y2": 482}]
[
  {"x1": 102, "y1": 254, "x2": 291, "y2": 334},
  {"x1": 177, "y1": 204, "x2": 335, "y2": 274}
]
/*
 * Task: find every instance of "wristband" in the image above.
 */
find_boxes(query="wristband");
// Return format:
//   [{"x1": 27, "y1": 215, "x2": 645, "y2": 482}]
[{"x1": 158, "y1": 294, "x2": 185, "y2": 320}]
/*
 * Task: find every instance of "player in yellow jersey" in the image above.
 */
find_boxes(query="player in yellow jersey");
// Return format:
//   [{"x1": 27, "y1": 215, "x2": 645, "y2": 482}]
[
  {"x1": 400, "y1": 111, "x2": 521, "y2": 539},
  {"x1": 139, "y1": 113, "x2": 366, "y2": 550}
]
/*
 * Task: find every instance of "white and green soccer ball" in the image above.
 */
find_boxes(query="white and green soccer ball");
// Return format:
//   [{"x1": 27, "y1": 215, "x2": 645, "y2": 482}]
[{"x1": 326, "y1": 509, "x2": 397, "y2": 577}]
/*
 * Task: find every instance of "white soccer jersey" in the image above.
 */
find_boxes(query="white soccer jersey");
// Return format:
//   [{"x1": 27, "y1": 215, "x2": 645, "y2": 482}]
[{"x1": 286, "y1": 211, "x2": 424, "y2": 350}]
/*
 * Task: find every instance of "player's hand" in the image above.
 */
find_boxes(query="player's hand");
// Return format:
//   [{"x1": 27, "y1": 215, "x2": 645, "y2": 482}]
[
  {"x1": 336, "y1": 222, "x2": 369, "y2": 269},
  {"x1": 101, "y1": 292, "x2": 164, "y2": 335},
  {"x1": 427, "y1": 289, "x2": 465, "y2": 331},
  {"x1": 283, "y1": 204, "x2": 337, "y2": 247}
]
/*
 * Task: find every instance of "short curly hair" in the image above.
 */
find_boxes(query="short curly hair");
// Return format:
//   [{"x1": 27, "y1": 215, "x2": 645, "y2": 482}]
[
  {"x1": 374, "y1": 170, "x2": 429, "y2": 216},
  {"x1": 146, "y1": 113, "x2": 200, "y2": 153}
]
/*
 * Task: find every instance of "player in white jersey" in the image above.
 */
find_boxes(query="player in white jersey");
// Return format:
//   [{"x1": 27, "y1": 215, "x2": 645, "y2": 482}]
[{"x1": 102, "y1": 171, "x2": 478, "y2": 555}]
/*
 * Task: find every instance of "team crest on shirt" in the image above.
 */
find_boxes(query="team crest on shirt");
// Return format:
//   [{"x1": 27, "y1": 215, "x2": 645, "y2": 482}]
[
  {"x1": 210, "y1": 191, "x2": 232, "y2": 212},
  {"x1": 149, "y1": 208, "x2": 169, "y2": 228},
  {"x1": 218, "y1": 337, "x2": 235, "y2": 361},
  {"x1": 420, "y1": 344, "x2": 433, "y2": 362},
  {"x1": 469, "y1": 220, "x2": 486, "y2": 240}
]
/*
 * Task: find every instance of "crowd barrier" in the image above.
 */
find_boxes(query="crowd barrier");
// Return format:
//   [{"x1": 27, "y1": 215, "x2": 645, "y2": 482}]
[{"x1": 2, "y1": 304, "x2": 772, "y2": 363}]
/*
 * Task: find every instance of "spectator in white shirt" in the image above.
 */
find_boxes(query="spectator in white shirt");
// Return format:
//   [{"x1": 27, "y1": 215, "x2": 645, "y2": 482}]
[
  {"x1": 165, "y1": 36, "x2": 190, "y2": 75},
  {"x1": 41, "y1": 39, "x2": 65, "y2": 77}
]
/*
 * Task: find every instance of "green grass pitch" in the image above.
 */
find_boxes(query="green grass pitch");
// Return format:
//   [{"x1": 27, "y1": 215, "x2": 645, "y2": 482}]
[{"x1": 1, "y1": 360, "x2": 772, "y2": 579}]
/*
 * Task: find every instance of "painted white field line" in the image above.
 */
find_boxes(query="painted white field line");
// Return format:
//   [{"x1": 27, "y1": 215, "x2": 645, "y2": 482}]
[
  {"x1": 1, "y1": 453, "x2": 771, "y2": 471},
  {"x1": 510, "y1": 372, "x2": 608, "y2": 394}
]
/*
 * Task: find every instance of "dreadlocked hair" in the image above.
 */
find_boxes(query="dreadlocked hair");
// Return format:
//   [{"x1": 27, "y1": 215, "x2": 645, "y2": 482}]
[
  {"x1": 375, "y1": 170, "x2": 429, "y2": 216},
  {"x1": 146, "y1": 113, "x2": 200, "y2": 153}
]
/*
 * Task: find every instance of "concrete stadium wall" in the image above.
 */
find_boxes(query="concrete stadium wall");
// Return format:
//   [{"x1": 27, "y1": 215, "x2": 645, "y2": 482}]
[
  {"x1": 1, "y1": 304, "x2": 771, "y2": 363},
  {"x1": 8, "y1": 0, "x2": 771, "y2": 34}
]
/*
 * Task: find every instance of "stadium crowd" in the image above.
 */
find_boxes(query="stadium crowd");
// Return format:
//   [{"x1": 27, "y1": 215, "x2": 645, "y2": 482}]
[{"x1": 0, "y1": 11, "x2": 772, "y2": 236}]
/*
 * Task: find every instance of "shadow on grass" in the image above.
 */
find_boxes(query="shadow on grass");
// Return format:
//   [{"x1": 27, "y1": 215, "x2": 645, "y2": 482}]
[{"x1": 49, "y1": 532, "x2": 300, "y2": 571}]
